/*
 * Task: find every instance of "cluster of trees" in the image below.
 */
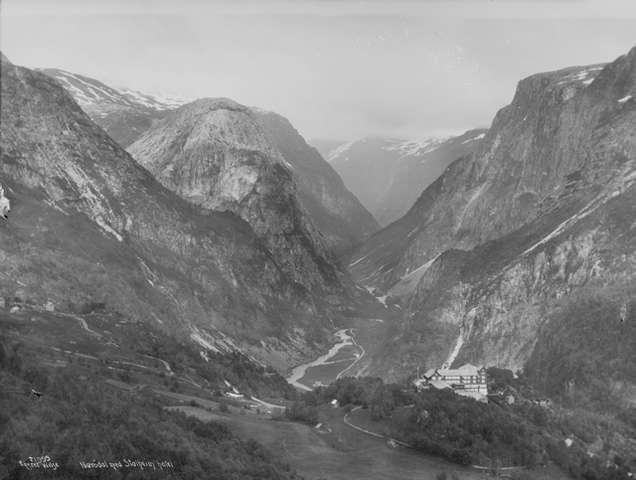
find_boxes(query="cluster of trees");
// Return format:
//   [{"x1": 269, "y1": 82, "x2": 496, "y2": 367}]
[
  {"x1": 0, "y1": 336, "x2": 300, "y2": 480},
  {"x1": 283, "y1": 376, "x2": 414, "y2": 425},
  {"x1": 399, "y1": 389, "x2": 545, "y2": 467},
  {"x1": 405, "y1": 387, "x2": 633, "y2": 479},
  {"x1": 304, "y1": 376, "x2": 413, "y2": 417}
]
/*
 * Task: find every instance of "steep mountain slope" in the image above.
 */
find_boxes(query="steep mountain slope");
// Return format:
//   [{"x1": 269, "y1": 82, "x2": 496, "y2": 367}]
[
  {"x1": 254, "y1": 110, "x2": 379, "y2": 255},
  {"x1": 329, "y1": 131, "x2": 486, "y2": 226},
  {"x1": 41, "y1": 68, "x2": 186, "y2": 147},
  {"x1": 0, "y1": 56, "x2": 334, "y2": 370},
  {"x1": 351, "y1": 57, "x2": 623, "y2": 290},
  {"x1": 127, "y1": 98, "x2": 352, "y2": 297},
  {"x1": 523, "y1": 285, "x2": 636, "y2": 412},
  {"x1": 352, "y1": 47, "x2": 636, "y2": 389}
]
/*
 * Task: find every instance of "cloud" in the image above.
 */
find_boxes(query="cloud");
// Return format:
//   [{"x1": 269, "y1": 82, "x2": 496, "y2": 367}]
[{"x1": 2, "y1": 1, "x2": 635, "y2": 139}]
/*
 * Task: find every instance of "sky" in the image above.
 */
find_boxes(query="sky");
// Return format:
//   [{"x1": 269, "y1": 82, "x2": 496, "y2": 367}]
[{"x1": 2, "y1": 0, "x2": 636, "y2": 140}]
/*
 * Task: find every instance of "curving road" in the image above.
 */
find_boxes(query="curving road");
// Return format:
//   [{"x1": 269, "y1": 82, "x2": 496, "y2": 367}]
[{"x1": 343, "y1": 406, "x2": 412, "y2": 448}]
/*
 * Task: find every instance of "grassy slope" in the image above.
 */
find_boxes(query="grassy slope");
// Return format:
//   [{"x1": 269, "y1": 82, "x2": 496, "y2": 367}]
[
  {"x1": 175, "y1": 405, "x2": 490, "y2": 480},
  {"x1": 0, "y1": 348, "x2": 299, "y2": 480}
]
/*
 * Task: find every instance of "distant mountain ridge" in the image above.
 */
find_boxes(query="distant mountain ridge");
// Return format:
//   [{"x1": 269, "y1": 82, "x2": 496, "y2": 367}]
[
  {"x1": 41, "y1": 68, "x2": 187, "y2": 147},
  {"x1": 328, "y1": 131, "x2": 487, "y2": 226},
  {"x1": 41, "y1": 68, "x2": 187, "y2": 111}
]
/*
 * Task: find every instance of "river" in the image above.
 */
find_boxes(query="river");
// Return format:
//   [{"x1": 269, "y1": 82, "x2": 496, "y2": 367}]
[{"x1": 287, "y1": 328, "x2": 362, "y2": 391}]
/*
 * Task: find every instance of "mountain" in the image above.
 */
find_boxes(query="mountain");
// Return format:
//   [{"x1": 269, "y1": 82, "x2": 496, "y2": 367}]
[
  {"x1": 43, "y1": 69, "x2": 378, "y2": 255},
  {"x1": 0, "y1": 56, "x2": 336, "y2": 371},
  {"x1": 127, "y1": 98, "x2": 350, "y2": 298},
  {"x1": 41, "y1": 68, "x2": 187, "y2": 147},
  {"x1": 254, "y1": 110, "x2": 379, "y2": 255},
  {"x1": 350, "y1": 47, "x2": 636, "y2": 397},
  {"x1": 329, "y1": 131, "x2": 487, "y2": 226},
  {"x1": 127, "y1": 98, "x2": 375, "y2": 299}
]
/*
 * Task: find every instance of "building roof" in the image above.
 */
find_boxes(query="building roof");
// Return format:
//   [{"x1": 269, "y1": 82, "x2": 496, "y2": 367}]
[
  {"x1": 429, "y1": 379, "x2": 453, "y2": 390},
  {"x1": 429, "y1": 363, "x2": 484, "y2": 378}
]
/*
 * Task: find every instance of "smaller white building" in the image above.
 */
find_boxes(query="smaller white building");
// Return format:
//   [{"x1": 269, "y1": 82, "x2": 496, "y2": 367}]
[{"x1": 414, "y1": 363, "x2": 488, "y2": 402}]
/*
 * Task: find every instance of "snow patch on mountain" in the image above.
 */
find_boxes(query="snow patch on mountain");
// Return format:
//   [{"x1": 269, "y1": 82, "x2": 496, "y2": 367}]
[
  {"x1": 383, "y1": 137, "x2": 449, "y2": 157},
  {"x1": 44, "y1": 68, "x2": 188, "y2": 112},
  {"x1": 461, "y1": 132, "x2": 486, "y2": 144},
  {"x1": 327, "y1": 135, "x2": 450, "y2": 164},
  {"x1": 327, "y1": 139, "x2": 357, "y2": 162},
  {"x1": 555, "y1": 65, "x2": 604, "y2": 87},
  {"x1": 117, "y1": 86, "x2": 187, "y2": 110}
]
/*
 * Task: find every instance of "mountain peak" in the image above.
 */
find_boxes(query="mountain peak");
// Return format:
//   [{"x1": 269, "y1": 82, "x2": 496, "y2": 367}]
[
  {"x1": 180, "y1": 97, "x2": 248, "y2": 113},
  {"x1": 128, "y1": 96, "x2": 347, "y2": 297}
]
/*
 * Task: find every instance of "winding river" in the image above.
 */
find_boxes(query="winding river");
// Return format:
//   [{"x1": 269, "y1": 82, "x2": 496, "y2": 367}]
[{"x1": 287, "y1": 329, "x2": 362, "y2": 391}]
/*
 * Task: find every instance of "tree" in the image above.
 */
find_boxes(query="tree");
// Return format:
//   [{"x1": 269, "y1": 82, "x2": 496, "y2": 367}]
[{"x1": 370, "y1": 385, "x2": 395, "y2": 420}]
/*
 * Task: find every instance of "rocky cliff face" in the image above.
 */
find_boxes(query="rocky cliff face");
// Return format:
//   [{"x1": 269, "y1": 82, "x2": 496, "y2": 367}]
[
  {"x1": 41, "y1": 68, "x2": 186, "y2": 147},
  {"x1": 352, "y1": 47, "x2": 636, "y2": 389},
  {"x1": 352, "y1": 51, "x2": 633, "y2": 291},
  {"x1": 127, "y1": 98, "x2": 353, "y2": 298},
  {"x1": 329, "y1": 131, "x2": 486, "y2": 226},
  {"x1": 0, "y1": 56, "x2": 334, "y2": 370},
  {"x1": 254, "y1": 110, "x2": 379, "y2": 255}
]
